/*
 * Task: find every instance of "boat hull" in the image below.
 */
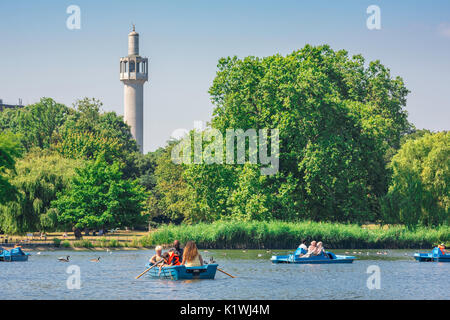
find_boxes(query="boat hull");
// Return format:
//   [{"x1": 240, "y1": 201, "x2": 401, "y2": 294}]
[
  {"x1": 145, "y1": 263, "x2": 218, "y2": 280},
  {"x1": 271, "y1": 252, "x2": 355, "y2": 264},
  {"x1": 414, "y1": 252, "x2": 450, "y2": 262},
  {"x1": 0, "y1": 247, "x2": 29, "y2": 262}
]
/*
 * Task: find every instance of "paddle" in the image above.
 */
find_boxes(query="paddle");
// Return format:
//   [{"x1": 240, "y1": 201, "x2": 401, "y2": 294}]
[
  {"x1": 135, "y1": 259, "x2": 164, "y2": 279},
  {"x1": 217, "y1": 267, "x2": 235, "y2": 278}
]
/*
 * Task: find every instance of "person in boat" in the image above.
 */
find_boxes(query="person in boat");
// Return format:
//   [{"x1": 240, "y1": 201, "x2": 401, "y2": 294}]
[
  {"x1": 173, "y1": 240, "x2": 184, "y2": 260},
  {"x1": 301, "y1": 241, "x2": 317, "y2": 258},
  {"x1": 181, "y1": 241, "x2": 203, "y2": 267},
  {"x1": 156, "y1": 252, "x2": 172, "y2": 275},
  {"x1": 167, "y1": 247, "x2": 182, "y2": 266},
  {"x1": 150, "y1": 245, "x2": 164, "y2": 265},
  {"x1": 438, "y1": 243, "x2": 446, "y2": 255},
  {"x1": 295, "y1": 240, "x2": 308, "y2": 257},
  {"x1": 313, "y1": 241, "x2": 326, "y2": 256}
]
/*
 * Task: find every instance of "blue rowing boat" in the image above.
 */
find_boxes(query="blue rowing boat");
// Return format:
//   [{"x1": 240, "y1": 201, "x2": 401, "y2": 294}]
[
  {"x1": 414, "y1": 247, "x2": 450, "y2": 262},
  {"x1": 271, "y1": 250, "x2": 356, "y2": 264},
  {"x1": 0, "y1": 247, "x2": 30, "y2": 262},
  {"x1": 145, "y1": 263, "x2": 218, "y2": 280}
]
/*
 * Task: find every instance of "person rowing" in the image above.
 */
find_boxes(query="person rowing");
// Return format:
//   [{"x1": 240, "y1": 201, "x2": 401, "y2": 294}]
[{"x1": 150, "y1": 245, "x2": 163, "y2": 264}]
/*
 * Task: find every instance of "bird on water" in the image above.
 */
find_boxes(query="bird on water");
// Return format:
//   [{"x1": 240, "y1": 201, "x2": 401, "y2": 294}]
[{"x1": 58, "y1": 256, "x2": 70, "y2": 262}]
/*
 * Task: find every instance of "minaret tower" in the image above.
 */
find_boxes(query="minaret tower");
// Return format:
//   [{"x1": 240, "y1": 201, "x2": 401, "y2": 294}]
[{"x1": 120, "y1": 25, "x2": 148, "y2": 153}]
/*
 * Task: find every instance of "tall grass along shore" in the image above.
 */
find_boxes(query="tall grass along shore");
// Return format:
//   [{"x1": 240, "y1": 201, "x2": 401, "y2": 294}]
[{"x1": 140, "y1": 221, "x2": 450, "y2": 249}]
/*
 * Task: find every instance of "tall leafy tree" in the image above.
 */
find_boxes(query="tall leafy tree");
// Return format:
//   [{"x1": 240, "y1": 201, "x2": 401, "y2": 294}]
[
  {"x1": 178, "y1": 45, "x2": 410, "y2": 223},
  {"x1": 53, "y1": 154, "x2": 147, "y2": 230}
]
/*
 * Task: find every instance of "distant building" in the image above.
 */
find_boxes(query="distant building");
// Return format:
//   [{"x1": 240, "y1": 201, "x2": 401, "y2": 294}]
[{"x1": 0, "y1": 99, "x2": 24, "y2": 111}]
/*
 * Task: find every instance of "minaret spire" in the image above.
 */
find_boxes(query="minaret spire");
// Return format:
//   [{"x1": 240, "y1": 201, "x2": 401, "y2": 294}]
[{"x1": 120, "y1": 27, "x2": 149, "y2": 153}]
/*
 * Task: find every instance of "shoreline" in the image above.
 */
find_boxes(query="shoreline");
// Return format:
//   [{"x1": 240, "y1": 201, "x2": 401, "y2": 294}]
[{"x1": 1, "y1": 244, "x2": 438, "y2": 252}]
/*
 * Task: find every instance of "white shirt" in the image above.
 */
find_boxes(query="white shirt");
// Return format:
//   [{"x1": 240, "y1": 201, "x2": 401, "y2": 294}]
[{"x1": 298, "y1": 243, "x2": 307, "y2": 251}]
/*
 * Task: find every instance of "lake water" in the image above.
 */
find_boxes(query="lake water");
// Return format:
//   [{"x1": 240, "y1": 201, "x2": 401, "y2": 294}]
[{"x1": 1, "y1": 249, "x2": 448, "y2": 300}]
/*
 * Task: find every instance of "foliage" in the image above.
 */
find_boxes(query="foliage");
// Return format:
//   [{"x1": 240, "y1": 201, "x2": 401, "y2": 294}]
[
  {"x1": 144, "y1": 142, "x2": 190, "y2": 224},
  {"x1": 140, "y1": 220, "x2": 450, "y2": 249},
  {"x1": 0, "y1": 98, "x2": 71, "y2": 150},
  {"x1": 171, "y1": 45, "x2": 411, "y2": 224},
  {"x1": 0, "y1": 150, "x2": 83, "y2": 233},
  {"x1": 53, "y1": 154, "x2": 147, "y2": 230},
  {"x1": 0, "y1": 132, "x2": 23, "y2": 204},
  {"x1": 382, "y1": 132, "x2": 449, "y2": 227},
  {"x1": 54, "y1": 98, "x2": 140, "y2": 177}
]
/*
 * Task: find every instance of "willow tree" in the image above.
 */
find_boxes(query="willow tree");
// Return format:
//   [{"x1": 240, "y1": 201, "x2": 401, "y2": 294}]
[
  {"x1": 0, "y1": 132, "x2": 23, "y2": 204},
  {"x1": 382, "y1": 131, "x2": 449, "y2": 227},
  {"x1": 0, "y1": 150, "x2": 83, "y2": 234}
]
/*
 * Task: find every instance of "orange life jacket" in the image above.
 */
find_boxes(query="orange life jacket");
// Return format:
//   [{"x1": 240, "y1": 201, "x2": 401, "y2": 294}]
[
  {"x1": 438, "y1": 245, "x2": 446, "y2": 255},
  {"x1": 168, "y1": 251, "x2": 181, "y2": 265}
]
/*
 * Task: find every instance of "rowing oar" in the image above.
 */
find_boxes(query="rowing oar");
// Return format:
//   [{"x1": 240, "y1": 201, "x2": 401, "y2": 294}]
[
  {"x1": 135, "y1": 259, "x2": 164, "y2": 279},
  {"x1": 217, "y1": 267, "x2": 235, "y2": 278}
]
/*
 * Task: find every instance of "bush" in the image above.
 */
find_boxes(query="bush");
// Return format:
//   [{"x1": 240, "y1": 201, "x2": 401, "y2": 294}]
[
  {"x1": 73, "y1": 239, "x2": 94, "y2": 248},
  {"x1": 61, "y1": 240, "x2": 71, "y2": 248},
  {"x1": 53, "y1": 238, "x2": 61, "y2": 247}
]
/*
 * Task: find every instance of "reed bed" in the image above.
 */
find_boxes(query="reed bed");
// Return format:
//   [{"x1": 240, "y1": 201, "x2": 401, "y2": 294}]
[{"x1": 140, "y1": 220, "x2": 450, "y2": 249}]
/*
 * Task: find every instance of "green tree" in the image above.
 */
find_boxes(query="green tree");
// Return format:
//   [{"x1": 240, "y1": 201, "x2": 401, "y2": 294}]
[
  {"x1": 53, "y1": 155, "x2": 147, "y2": 230},
  {"x1": 382, "y1": 131, "x2": 449, "y2": 227},
  {"x1": 0, "y1": 150, "x2": 83, "y2": 233},
  {"x1": 145, "y1": 142, "x2": 190, "y2": 224},
  {"x1": 178, "y1": 45, "x2": 410, "y2": 223},
  {"x1": 0, "y1": 98, "x2": 71, "y2": 150},
  {"x1": 0, "y1": 132, "x2": 23, "y2": 204},
  {"x1": 55, "y1": 97, "x2": 141, "y2": 179}
]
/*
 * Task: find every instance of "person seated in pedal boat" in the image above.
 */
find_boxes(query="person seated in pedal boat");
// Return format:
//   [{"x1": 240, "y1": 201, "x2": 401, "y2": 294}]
[
  {"x1": 295, "y1": 240, "x2": 308, "y2": 257},
  {"x1": 150, "y1": 245, "x2": 164, "y2": 265},
  {"x1": 301, "y1": 241, "x2": 317, "y2": 258},
  {"x1": 313, "y1": 241, "x2": 326, "y2": 256},
  {"x1": 181, "y1": 241, "x2": 203, "y2": 267},
  {"x1": 438, "y1": 243, "x2": 446, "y2": 255}
]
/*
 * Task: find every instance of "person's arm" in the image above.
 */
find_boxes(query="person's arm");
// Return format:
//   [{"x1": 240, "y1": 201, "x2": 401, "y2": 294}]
[
  {"x1": 199, "y1": 254, "x2": 203, "y2": 266},
  {"x1": 150, "y1": 255, "x2": 156, "y2": 264}
]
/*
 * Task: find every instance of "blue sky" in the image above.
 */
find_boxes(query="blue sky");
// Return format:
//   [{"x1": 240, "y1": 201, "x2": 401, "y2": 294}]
[{"x1": 1, "y1": 0, "x2": 449, "y2": 152}]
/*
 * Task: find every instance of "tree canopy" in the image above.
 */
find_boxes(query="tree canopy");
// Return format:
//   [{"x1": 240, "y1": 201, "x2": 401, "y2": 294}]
[
  {"x1": 382, "y1": 131, "x2": 449, "y2": 227},
  {"x1": 0, "y1": 132, "x2": 23, "y2": 204},
  {"x1": 52, "y1": 155, "x2": 147, "y2": 230},
  {"x1": 172, "y1": 45, "x2": 411, "y2": 224}
]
